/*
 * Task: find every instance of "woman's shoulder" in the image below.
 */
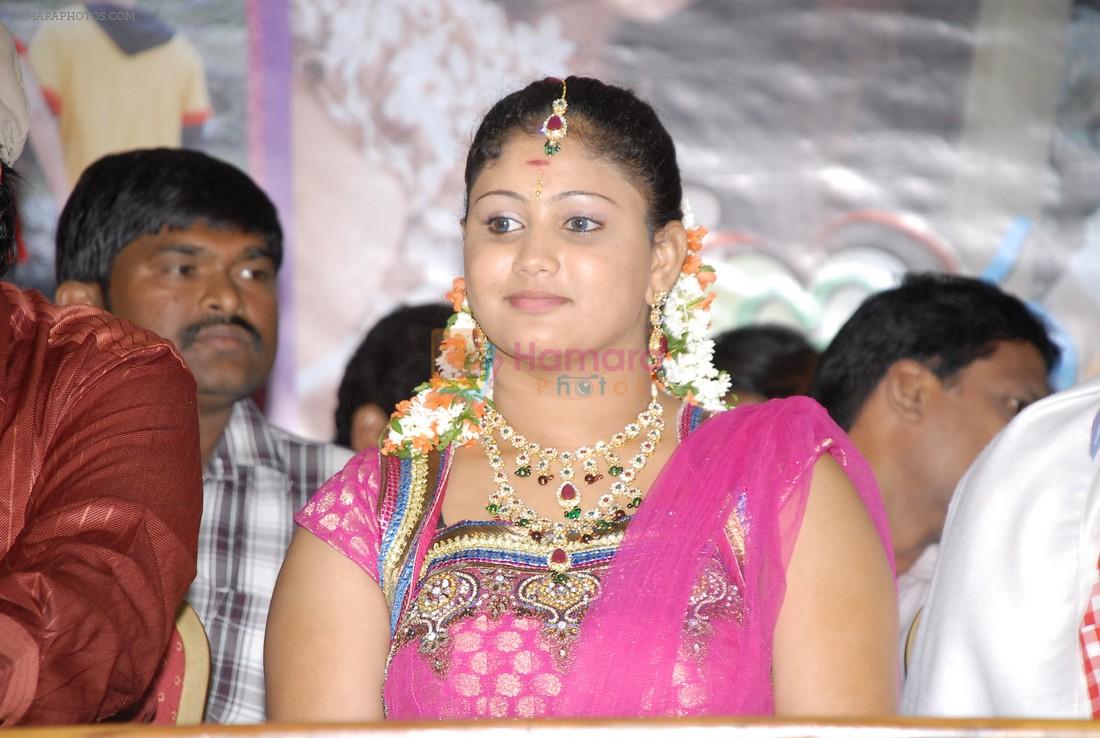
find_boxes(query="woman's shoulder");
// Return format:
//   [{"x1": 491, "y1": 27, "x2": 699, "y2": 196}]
[
  {"x1": 343, "y1": 446, "x2": 385, "y2": 479},
  {"x1": 682, "y1": 396, "x2": 854, "y2": 491},
  {"x1": 296, "y1": 447, "x2": 388, "y2": 582},
  {"x1": 690, "y1": 395, "x2": 838, "y2": 438},
  {"x1": 298, "y1": 448, "x2": 384, "y2": 525}
]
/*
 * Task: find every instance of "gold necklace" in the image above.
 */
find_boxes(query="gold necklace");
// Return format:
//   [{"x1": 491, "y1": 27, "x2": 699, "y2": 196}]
[{"x1": 478, "y1": 384, "x2": 665, "y2": 576}]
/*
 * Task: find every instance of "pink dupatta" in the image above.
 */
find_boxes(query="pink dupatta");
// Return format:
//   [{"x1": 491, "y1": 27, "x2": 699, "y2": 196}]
[{"x1": 551, "y1": 397, "x2": 894, "y2": 717}]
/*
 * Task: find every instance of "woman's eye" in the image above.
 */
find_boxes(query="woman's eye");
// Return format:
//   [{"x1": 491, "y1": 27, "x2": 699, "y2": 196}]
[
  {"x1": 565, "y1": 216, "x2": 601, "y2": 233},
  {"x1": 486, "y1": 216, "x2": 521, "y2": 234}
]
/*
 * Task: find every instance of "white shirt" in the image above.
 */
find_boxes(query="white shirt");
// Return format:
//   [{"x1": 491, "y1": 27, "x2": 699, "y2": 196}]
[
  {"x1": 898, "y1": 543, "x2": 937, "y2": 672},
  {"x1": 902, "y1": 377, "x2": 1100, "y2": 717}
]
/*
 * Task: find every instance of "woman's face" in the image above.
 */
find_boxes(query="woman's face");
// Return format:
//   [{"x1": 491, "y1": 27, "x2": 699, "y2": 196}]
[{"x1": 464, "y1": 131, "x2": 678, "y2": 373}]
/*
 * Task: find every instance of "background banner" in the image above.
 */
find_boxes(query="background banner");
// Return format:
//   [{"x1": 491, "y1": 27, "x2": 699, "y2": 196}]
[{"x1": 6, "y1": 0, "x2": 1099, "y2": 441}]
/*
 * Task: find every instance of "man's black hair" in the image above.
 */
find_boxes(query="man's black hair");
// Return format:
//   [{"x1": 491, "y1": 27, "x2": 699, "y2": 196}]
[
  {"x1": 813, "y1": 272, "x2": 1061, "y2": 430},
  {"x1": 334, "y1": 303, "x2": 453, "y2": 448},
  {"x1": 56, "y1": 148, "x2": 282, "y2": 288}
]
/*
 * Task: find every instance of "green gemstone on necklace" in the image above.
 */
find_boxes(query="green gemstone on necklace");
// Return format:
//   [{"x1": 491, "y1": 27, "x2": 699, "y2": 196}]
[
  {"x1": 629, "y1": 496, "x2": 643, "y2": 508},
  {"x1": 477, "y1": 386, "x2": 664, "y2": 546},
  {"x1": 551, "y1": 572, "x2": 568, "y2": 584}
]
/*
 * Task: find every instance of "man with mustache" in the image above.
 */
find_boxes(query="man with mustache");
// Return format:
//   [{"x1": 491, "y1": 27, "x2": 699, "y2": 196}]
[{"x1": 54, "y1": 148, "x2": 353, "y2": 724}]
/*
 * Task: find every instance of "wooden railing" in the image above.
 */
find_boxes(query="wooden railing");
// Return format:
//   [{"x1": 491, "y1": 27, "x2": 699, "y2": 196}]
[{"x1": 10, "y1": 717, "x2": 1100, "y2": 738}]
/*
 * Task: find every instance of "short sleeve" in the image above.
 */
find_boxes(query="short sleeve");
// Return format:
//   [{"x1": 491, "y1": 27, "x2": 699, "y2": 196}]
[
  {"x1": 295, "y1": 450, "x2": 383, "y2": 584},
  {"x1": 27, "y1": 22, "x2": 63, "y2": 114},
  {"x1": 769, "y1": 397, "x2": 894, "y2": 575},
  {"x1": 177, "y1": 37, "x2": 210, "y2": 125}
]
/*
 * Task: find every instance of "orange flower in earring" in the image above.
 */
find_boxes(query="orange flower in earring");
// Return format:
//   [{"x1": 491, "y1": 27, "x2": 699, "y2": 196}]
[
  {"x1": 445, "y1": 277, "x2": 467, "y2": 312},
  {"x1": 439, "y1": 334, "x2": 469, "y2": 371},
  {"x1": 378, "y1": 274, "x2": 490, "y2": 458},
  {"x1": 437, "y1": 276, "x2": 481, "y2": 380}
]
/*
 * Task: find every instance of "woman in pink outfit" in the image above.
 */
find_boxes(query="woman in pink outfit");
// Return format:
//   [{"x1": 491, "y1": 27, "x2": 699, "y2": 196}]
[{"x1": 265, "y1": 76, "x2": 897, "y2": 721}]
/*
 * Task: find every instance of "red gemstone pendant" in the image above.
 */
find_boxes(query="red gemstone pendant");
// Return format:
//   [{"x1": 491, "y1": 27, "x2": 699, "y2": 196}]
[
  {"x1": 556, "y1": 482, "x2": 580, "y2": 512},
  {"x1": 546, "y1": 114, "x2": 563, "y2": 131},
  {"x1": 548, "y1": 546, "x2": 570, "y2": 573}
]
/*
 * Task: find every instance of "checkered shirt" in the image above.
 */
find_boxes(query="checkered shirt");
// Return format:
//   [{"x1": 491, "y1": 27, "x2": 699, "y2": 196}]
[
  {"x1": 1081, "y1": 556, "x2": 1100, "y2": 718},
  {"x1": 188, "y1": 400, "x2": 353, "y2": 724}
]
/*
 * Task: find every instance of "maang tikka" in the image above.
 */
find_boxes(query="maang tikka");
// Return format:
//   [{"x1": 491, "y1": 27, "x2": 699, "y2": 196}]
[{"x1": 540, "y1": 78, "x2": 569, "y2": 156}]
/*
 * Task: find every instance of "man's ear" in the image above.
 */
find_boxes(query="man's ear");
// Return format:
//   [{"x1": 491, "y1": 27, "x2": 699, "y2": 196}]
[
  {"x1": 648, "y1": 220, "x2": 689, "y2": 302},
  {"x1": 55, "y1": 280, "x2": 106, "y2": 309},
  {"x1": 350, "y1": 403, "x2": 389, "y2": 453},
  {"x1": 881, "y1": 358, "x2": 938, "y2": 424}
]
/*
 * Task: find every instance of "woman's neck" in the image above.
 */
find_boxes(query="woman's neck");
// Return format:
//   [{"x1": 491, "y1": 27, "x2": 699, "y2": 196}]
[{"x1": 489, "y1": 356, "x2": 658, "y2": 450}]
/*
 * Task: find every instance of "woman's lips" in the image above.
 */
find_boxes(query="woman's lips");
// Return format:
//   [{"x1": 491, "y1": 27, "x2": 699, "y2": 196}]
[{"x1": 506, "y1": 292, "x2": 570, "y2": 313}]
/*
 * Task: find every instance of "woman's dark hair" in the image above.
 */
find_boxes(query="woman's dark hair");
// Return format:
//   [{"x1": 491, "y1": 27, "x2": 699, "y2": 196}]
[
  {"x1": 714, "y1": 324, "x2": 820, "y2": 400},
  {"x1": 56, "y1": 148, "x2": 282, "y2": 288},
  {"x1": 464, "y1": 76, "x2": 683, "y2": 231},
  {"x1": 0, "y1": 162, "x2": 20, "y2": 279},
  {"x1": 334, "y1": 303, "x2": 453, "y2": 448}
]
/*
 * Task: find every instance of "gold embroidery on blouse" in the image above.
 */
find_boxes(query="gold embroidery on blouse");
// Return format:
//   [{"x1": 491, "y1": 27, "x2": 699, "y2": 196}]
[
  {"x1": 381, "y1": 454, "x2": 430, "y2": 607},
  {"x1": 724, "y1": 513, "x2": 745, "y2": 562},
  {"x1": 395, "y1": 569, "x2": 479, "y2": 676},
  {"x1": 392, "y1": 527, "x2": 746, "y2": 677},
  {"x1": 683, "y1": 557, "x2": 743, "y2": 661},
  {"x1": 516, "y1": 571, "x2": 601, "y2": 668},
  {"x1": 423, "y1": 525, "x2": 625, "y2": 573},
  {"x1": 390, "y1": 562, "x2": 605, "y2": 677}
]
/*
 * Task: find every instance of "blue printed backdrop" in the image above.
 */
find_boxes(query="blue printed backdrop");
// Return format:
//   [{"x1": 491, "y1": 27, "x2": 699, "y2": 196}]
[{"x1": 6, "y1": 0, "x2": 1099, "y2": 440}]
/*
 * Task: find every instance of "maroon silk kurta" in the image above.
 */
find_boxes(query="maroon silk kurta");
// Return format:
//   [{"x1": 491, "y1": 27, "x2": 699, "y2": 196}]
[{"x1": 0, "y1": 282, "x2": 202, "y2": 725}]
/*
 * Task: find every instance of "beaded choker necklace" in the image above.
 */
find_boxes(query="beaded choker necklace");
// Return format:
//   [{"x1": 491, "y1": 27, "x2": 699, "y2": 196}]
[{"x1": 477, "y1": 384, "x2": 665, "y2": 576}]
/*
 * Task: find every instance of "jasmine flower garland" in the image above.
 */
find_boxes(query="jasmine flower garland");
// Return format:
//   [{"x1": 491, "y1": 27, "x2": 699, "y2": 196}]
[{"x1": 654, "y1": 200, "x2": 731, "y2": 412}]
